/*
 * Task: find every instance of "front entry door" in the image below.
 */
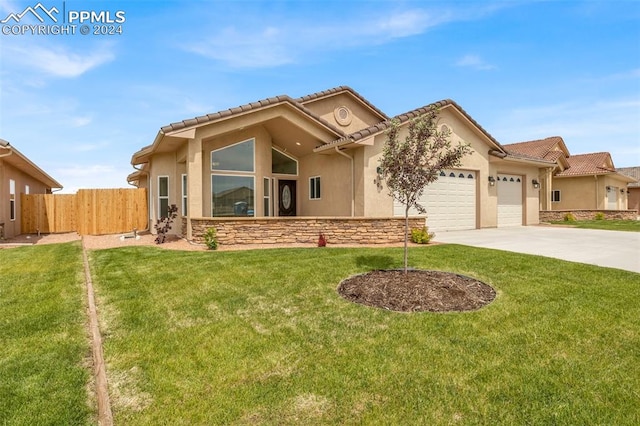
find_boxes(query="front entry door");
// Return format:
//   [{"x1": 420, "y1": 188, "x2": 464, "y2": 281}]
[{"x1": 278, "y1": 180, "x2": 296, "y2": 216}]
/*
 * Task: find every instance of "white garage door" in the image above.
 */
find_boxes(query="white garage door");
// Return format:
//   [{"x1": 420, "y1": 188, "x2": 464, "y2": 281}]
[
  {"x1": 394, "y1": 169, "x2": 476, "y2": 232},
  {"x1": 607, "y1": 187, "x2": 618, "y2": 210},
  {"x1": 497, "y1": 174, "x2": 523, "y2": 227}
]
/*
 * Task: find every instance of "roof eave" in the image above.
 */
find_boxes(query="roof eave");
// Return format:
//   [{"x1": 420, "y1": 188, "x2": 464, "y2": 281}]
[
  {"x1": 500, "y1": 155, "x2": 556, "y2": 167},
  {"x1": 3, "y1": 145, "x2": 63, "y2": 189}
]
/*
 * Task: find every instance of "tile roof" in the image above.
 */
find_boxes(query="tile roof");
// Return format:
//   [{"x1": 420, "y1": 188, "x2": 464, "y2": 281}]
[
  {"x1": 0, "y1": 138, "x2": 62, "y2": 189},
  {"x1": 555, "y1": 152, "x2": 615, "y2": 177},
  {"x1": 159, "y1": 93, "x2": 347, "y2": 137},
  {"x1": 617, "y1": 166, "x2": 640, "y2": 187},
  {"x1": 316, "y1": 99, "x2": 506, "y2": 153},
  {"x1": 503, "y1": 136, "x2": 566, "y2": 161}
]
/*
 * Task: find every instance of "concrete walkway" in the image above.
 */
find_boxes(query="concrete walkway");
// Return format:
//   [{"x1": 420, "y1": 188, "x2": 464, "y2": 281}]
[{"x1": 434, "y1": 226, "x2": 640, "y2": 273}]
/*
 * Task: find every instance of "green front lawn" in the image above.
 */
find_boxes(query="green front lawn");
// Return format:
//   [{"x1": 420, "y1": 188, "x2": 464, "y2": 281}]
[
  {"x1": 549, "y1": 219, "x2": 640, "y2": 232},
  {"x1": 89, "y1": 245, "x2": 640, "y2": 425},
  {"x1": 0, "y1": 243, "x2": 93, "y2": 425}
]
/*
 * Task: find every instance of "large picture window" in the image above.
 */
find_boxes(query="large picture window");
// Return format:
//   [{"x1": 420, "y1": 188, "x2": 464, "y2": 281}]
[
  {"x1": 272, "y1": 148, "x2": 298, "y2": 175},
  {"x1": 212, "y1": 175, "x2": 255, "y2": 217},
  {"x1": 212, "y1": 139, "x2": 255, "y2": 172}
]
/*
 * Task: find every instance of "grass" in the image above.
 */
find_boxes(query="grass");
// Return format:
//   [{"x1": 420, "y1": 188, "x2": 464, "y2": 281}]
[
  {"x1": 550, "y1": 219, "x2": 640, "y2": 232},
  {"x1": 0, "y1": 243, "x2": 93, "y2": 425},
  {"x1": 88, "y1": 245, "x2": 640, "y2": 425}
]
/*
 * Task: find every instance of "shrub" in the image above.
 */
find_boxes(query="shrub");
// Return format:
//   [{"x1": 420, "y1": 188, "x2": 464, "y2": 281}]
[
  {"x1": 203, "y1": 228, "x2": 219, "y2": 250},
  {"x1": 595, "y1": 212, "x2": 605, "y2": 220},
  {"x1": 155, "y1": 205, "x2": 178, "y2": 244},
  {"x1": 564, "y1": 213, "x2": 577, "y2": 222},
  {"x1": 318, "y1": 233, "x2": 327, "y2": 247},
  {"x1": 411, "y1": 226, "x2": 435, "y2": 244}
]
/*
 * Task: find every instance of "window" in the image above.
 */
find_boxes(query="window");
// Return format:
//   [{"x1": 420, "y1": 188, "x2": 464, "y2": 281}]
[
  {"x1": 212, "y1": 175, "x2": 254, "y2": 217},
  {"x1": 25, "y1": 185, "x2": 30, "y2": 194},
  {"x1": 272, "y1": 148, "x2": 298, "y2": 175},
  {"x1": 181, "y1": 174, "x2": 187, "y2": 216},
  {"x1": 552, "y1": 190, "x2": 561, "y2": 203},
  {"x1": 9, "y1": 179, "x2": 15, "y2": 221},
  {"x1": 158, "y1": 176, "x2": 169, "y2": 218},
  {"x1": 211, "y1": 139, "x2": 254, "y2": 172},
  {"x1": 309, "y1": 176, "x2": 321, "y2": 200},
  {"x1": 263, "y1": 177, "x2": 271, "y2": 216}
]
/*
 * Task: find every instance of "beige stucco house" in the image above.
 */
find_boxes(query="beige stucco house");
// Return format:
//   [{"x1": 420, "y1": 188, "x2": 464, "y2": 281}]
[
  {"x1": 617, "y1": 166, "x2": 640, "y2": 214},
  {"x1": 0, "y1": 138, "x2": 62, "y2": 238},
  {"x1": 129, "y1": 86, "x2": 553, "y2": 240},
  {"x1": 504, "y1": 137, "x2": 635, "y2": 211}
]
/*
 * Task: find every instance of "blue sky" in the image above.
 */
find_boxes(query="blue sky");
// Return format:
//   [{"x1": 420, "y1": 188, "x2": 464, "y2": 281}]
[{"x1": 1, "y1": 0, "x2": 638, "y2": 193}]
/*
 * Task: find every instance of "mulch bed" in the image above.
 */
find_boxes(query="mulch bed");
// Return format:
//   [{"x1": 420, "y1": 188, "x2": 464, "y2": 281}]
[{"x1": 337, "y1": 269, "x2": 496, "y2": 313}]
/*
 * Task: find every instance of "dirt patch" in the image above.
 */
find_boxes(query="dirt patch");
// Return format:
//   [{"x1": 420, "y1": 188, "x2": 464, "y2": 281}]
[{"x1": 338, "y1": 269, "x2": 496, "y2": 313}]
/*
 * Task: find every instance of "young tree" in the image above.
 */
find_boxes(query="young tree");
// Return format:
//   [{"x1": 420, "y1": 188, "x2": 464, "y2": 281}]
[{"x1": 379, "y1": 106, "x2": 471, "y2": 272}]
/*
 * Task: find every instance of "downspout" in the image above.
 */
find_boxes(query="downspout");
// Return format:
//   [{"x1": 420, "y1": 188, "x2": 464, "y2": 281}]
[{"x1": 334, "y1": 146, "x2": 355, "y2": 216}]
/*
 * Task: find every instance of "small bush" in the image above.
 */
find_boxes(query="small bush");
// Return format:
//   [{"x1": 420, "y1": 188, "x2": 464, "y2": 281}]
[
  {"x1": 564, "y1": 213, "x2": 577, "y2": 222},
  {"x1": 595, "y1": 212, "x2": 605, "y2": 220},
  {"x1": 203, "y1": 228, "x2": 218, "y2": 250},
  {"x1": 155, "y1": 205, "x2": 178, "y2": 244},
  {"x1": 318, "y1": 233, "x2": 327, "y2": 247},
  {"x1": 411, "y1": 226, "x2": 435, "y2": 244}
]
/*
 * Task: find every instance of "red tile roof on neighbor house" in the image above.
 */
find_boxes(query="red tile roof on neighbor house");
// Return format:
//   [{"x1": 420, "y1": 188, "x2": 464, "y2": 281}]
[
  {"x1": 616, "y1": 166, "x2": 640, "y2": 188},
  {"x1": 555, "y1": 152, "x2": 615, "y2": 177}
]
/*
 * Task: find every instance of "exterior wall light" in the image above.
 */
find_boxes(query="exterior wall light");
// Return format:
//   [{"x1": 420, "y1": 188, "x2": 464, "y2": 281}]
[
  {"x1": 374, "y1": 166, "x2": 384, "y2": 190},
  {"x1": 488, "y1": 176, "x2": 496, "y2": 186},
  {"x1": 606, "y1": 186, "x2": 611, "y2": 192},
  {"x1": 620, "y1": 189, "x2": 625, "y2": 194},
  {"x1": 532, "y1": 179, "x2": 540, "y2": 189}
]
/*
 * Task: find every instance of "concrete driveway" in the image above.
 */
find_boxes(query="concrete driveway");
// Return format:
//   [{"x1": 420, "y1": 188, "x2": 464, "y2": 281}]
[{"x1": 434, "y1": 226, "x2": 640, "y2": 273}]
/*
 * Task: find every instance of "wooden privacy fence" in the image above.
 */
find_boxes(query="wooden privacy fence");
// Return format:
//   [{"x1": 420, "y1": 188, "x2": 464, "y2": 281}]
[{"x1": 21, "y1": 188, "x2": 148, "y2": 235}]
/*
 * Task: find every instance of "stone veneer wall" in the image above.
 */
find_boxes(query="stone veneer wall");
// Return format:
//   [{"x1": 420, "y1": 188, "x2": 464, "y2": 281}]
[
  {"x1": 540, "y1": 210, "x2": 637, "y2": 222},
  {"x1": 187, "y1": 216, "x2": 426, "y2": 246}
]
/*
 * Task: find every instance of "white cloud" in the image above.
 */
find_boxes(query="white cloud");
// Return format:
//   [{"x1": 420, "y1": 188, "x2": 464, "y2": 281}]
[
  {"x1": 53, "y1": 164, "x2": 133, "y2": 193},
  {"x1": 184, "y1": 4, "x2": 505, "y2": 68},
  {"x1": 188, "y1": 26, "x2": 292, "y2": 68},
  {"x1": 489, "y1": 98, "x2": 640, "y2": 166},
  {"x1": 70, "y1": 115, "x2": 92, "y2": 127},
  {"x1": 4, "y1": 41, "x2": 115, "y2": 78},
  {"x1": 455, "y1": 54, "x2": 497, "y2": 70},
  {"x1": 372, "y1": 9, "x2": 446, "y2": 38},
  {"x1": 0, "y1": 0, "x2": 20, "y2": 16}
]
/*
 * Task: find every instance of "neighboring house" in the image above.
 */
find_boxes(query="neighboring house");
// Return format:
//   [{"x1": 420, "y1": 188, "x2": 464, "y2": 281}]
[
  {"x1": 504, "y1": 137, "x2": 635, "y2": 211},
  {"x1": 616, "y1": 166, "x2": 640, "y2": 213},
  {"x1": 128, "y1": 86, "x2": 553, "y2": 239},
  {"x1": 0, "y1": 138, "x2": 63, "y2": 238}
]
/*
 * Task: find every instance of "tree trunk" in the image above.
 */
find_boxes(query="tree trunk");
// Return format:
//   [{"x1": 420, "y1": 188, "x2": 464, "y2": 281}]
[{"x1": 404, "y1": 205, "x2": 409, "y2": 273}]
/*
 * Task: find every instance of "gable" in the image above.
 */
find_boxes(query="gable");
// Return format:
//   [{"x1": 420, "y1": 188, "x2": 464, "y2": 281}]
[{"x1": 297, "y1": 86, "x2": 388, "y2": 134}]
